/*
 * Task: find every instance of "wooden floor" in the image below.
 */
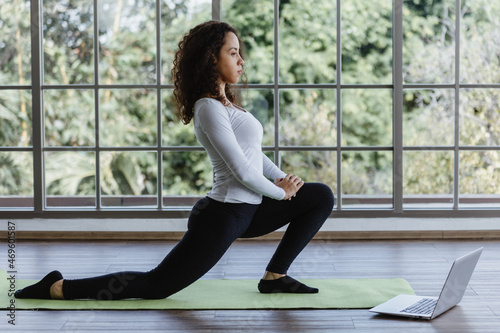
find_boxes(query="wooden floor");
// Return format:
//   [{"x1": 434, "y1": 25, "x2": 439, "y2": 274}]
[{"x1": 1, "y1": 238, "x2": 499, "y2": 332}]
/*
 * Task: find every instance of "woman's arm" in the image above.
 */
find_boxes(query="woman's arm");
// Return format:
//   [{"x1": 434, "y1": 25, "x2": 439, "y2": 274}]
[{"x1": 262, "y1": 153, "x2": 287, "y2": 181}]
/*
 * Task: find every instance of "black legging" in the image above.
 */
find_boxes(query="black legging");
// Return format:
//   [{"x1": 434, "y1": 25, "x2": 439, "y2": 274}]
[{"x1": 62, "y1": 183, "x2": 334, "y2": 300}]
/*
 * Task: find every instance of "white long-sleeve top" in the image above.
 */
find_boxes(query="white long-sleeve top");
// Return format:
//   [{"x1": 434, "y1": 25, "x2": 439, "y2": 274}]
[{"x1": 193, "y1": 98, "x2": 287, "y2": 204}]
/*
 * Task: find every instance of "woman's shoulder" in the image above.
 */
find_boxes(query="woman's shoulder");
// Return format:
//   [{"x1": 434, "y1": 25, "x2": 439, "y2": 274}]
[
  {"x1": 196, "y1": 97, "x2": 246, "y2": 112},
  {"x1": 194, "y1": 98, "x2": 248, "y2": 122},
  {"x1": 195, "y1": 97, "x2": 222, "y2": 108},
  {"x1": 194, "y1": 98, "x2": 229, "y2": 127},
  {"x1": 195, "y1": 98, "x2": 226, "y2": 116}
]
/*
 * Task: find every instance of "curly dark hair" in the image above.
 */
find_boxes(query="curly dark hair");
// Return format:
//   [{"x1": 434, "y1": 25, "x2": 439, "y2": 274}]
[{"x1": 171, "y1": 21, "x2": 246, "y2": 125}]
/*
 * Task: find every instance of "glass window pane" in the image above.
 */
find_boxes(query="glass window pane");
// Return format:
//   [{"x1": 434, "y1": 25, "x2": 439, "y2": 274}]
[
  {"x1": 162, "y1": 89, "x2": 198, "y2": 147},
  {"x1": 342, "y1": 0, "x2": 392, "y2": 84},
  {"x1": 162, "y1": 151, "x2": 211, "y2": 206},
  {"x1": 100, "y1": 89, "x2": 157, "y2": 147},
  {"x1": 44, "y1": 89, "x2": 95, "y2": 147},
  {"x1": 278, "y1": 0, "x2": 336, "y2": 84},
  {"x1": 0, "y1": 0, "x2": 31, "y2": 85},
  {"x1": 460, "y1": 89, "x2": 500, "y2": 146},
  {"x1": 222, "y1": 0, "x2": 274, "y2": 84},
  {"x1": 342, "y1": 89, "x2": 392, "y2": 147},
  {"x1": 403, "y1": 89, "x2": 454, "y2": 146},
  {"x1": 242, "y1": 89, "x2": 274, "y2": 147},
  {"x1": 460, "y1": 151, "x2": 500, "y2": 208},
  {"x1": 403, "y1": 151, "x2": 453, "y2": 209},
  {"x1": 342, "y1": 151, "x2": 393, "y2": 209},
  {"x1": 461, "y1": 0, "x2": 500, "y2": 84},
  {"x1": 279, "y1": 89, "x2": 336, "y2": 146},
  {"x1": 0, "y1": 90, "x2": 32, "y2": 147},
  {"x1": 161, "y1": 0, "x2": 212, "y2": 84},
  {"x1": 45, "y1": 151, "x2": 96, "y2": 207},
  {"x1": 98, "y1": 0, "x2": 156, "y2": 84},
  {"x1": 0, "y1": 152, "x2": 33, "y2": 208},
  {"x1": 403, "y1": 0, "x2": 455, "y2": 84},
  {"x1": 280, "y1": 151, "x2": 337, "y2": 201},
  {"x1": 101, "y1": 151, "x2": 157, "y2": 207},
  {"x1": 43, "y1": 0, "x2": 94, "y2": 84}
]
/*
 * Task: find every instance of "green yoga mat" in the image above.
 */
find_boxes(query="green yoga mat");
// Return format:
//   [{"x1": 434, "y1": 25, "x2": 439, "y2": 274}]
[{"x1": 1, "y1": 270, "x2": 414, "y2": 310}]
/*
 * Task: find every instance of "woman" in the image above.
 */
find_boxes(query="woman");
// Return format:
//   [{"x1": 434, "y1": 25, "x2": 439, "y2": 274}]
[{"x1": 15, "y1": 21, "x2": 334, "y2": 300}]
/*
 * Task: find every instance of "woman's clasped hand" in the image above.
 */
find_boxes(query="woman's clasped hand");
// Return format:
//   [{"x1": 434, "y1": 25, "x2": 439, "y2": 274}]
[{"x1": 274, "y1": 174, "x2": 304, "y2": 200}]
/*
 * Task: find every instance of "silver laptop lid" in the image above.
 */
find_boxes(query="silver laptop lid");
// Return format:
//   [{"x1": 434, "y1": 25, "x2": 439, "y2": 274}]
[{"x1": 431, "y1": 247, "x2": 483, "y2": 318}]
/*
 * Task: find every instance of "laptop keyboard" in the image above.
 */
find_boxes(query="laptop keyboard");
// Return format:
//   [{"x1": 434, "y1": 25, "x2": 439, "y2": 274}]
[{"x1": 400, "y1": 298, "x2": 437, "y2": 315}]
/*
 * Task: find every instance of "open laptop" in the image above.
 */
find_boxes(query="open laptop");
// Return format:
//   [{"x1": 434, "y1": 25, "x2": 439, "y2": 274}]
[{"x1": 369, "y1": 247, "x2": 483, "y2": 320}]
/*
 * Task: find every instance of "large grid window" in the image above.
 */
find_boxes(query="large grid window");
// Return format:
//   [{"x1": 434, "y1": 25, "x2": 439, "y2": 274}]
[{"x1": 1, "y1": 0, "x2": 499, "y2": 218}]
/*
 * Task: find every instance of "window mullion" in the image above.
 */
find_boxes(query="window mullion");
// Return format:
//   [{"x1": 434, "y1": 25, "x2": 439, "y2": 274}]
[
  {"x1": 94, "y1": 0, "x2": 101, "y2": 210},
  {"x1": 453, "y1": 0, "x2": 461, "y2": 210},
  {"x1": 31, "y1": 0, "x2": 43, "y2": 213},
  {"x1": 212, "y1": 0, "x2": 221, "y2": 21},
  {"x1": 156, "y1": 0, "x2": 162, "y2": 209},
  {"x1": 274, "y1": 0, "x2": 280, "y2": 167},
  {"x1": 393, "y1": 0, "x2": 404, "y2": 213},
  {"x1": 336, "y1": 0, "x2": 342, "y2": 210}
]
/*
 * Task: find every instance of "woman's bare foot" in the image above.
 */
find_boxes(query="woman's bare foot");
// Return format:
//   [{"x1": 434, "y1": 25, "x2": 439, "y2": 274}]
[{"x1": 50, "y1": 280, "x2": 64, "y2": 299}]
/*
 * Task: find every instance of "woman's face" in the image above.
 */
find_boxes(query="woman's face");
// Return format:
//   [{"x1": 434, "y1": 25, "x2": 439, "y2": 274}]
[{"x1": 216, "y1": 32, "x2": 244, "y2": 86}]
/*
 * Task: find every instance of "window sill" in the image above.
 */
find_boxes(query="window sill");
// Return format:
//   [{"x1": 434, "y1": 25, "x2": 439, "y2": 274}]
[{"x1": 2, "y1": 217, "x2": 500, "y2": 240}]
